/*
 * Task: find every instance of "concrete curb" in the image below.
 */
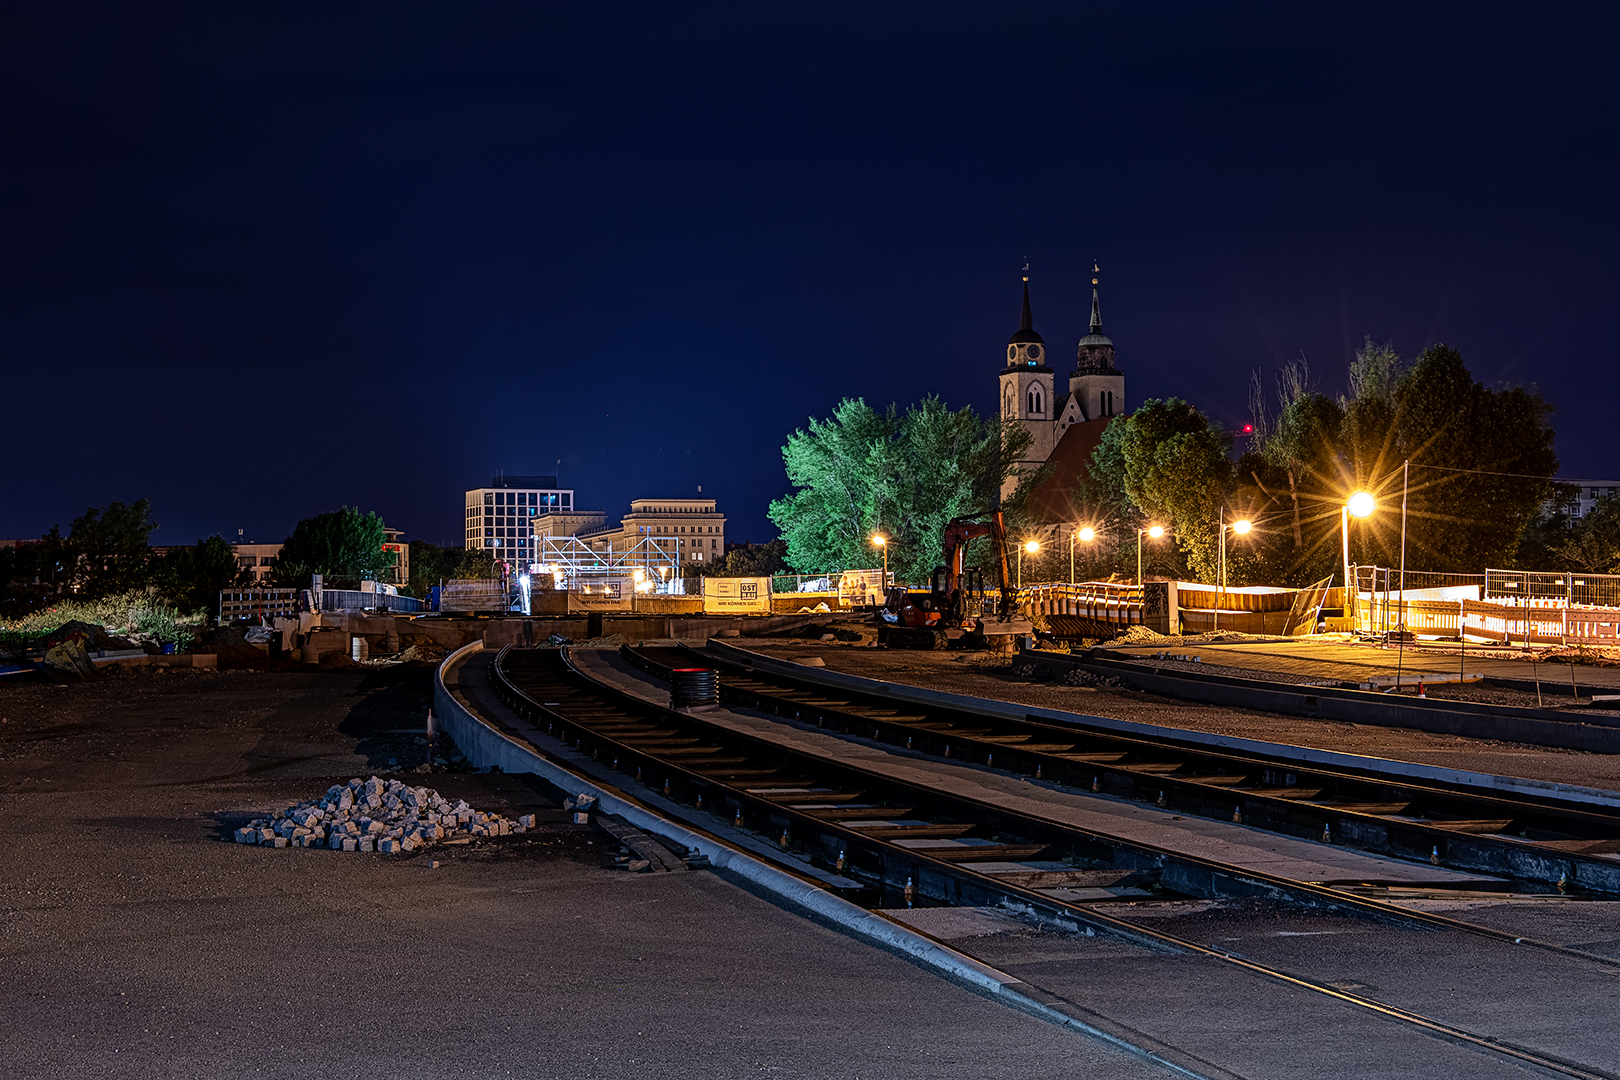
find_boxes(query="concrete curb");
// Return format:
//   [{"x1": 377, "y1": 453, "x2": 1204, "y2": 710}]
[
  {"x1": 432, "y1": 642, "x2": 1220, "y2": 1079},
  {"x1": 704, "y1": 639, "x2": 1620, "y2": 812}
]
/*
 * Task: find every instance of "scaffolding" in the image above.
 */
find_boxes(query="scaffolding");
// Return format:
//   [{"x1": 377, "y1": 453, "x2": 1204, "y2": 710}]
[{"x1": 537, "y1": 536, "x2": 684, "y2": 592}]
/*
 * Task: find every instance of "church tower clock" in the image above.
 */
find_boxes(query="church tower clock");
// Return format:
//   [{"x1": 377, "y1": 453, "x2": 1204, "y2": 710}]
[{"x1": 999, "y1": 271, "x2": 1056, "y2": 501}]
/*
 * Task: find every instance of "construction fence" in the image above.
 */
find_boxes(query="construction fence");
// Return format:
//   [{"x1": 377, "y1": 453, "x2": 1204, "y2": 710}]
[{"x1": 1350, "y1": 566, "x2": 1620, "y2": 646}]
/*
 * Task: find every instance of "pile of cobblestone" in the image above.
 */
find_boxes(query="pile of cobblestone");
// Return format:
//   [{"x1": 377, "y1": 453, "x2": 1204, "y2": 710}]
[{"x1": 233, "y1": 776, "x2": 533, "y2": 853}]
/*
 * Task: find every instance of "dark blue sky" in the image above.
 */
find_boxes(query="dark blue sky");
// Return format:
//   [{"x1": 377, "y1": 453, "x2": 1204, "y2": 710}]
[{"x1": 4, "y1": 3, "x2": 1616, "y2": 546}]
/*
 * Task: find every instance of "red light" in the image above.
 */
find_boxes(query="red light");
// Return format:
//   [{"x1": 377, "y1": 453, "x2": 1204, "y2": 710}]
[{"x1": 1242, "y1": 424, "x2": 1253, "y2": 433}]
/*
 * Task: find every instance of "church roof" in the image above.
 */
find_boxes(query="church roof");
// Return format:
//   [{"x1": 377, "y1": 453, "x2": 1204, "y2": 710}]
[
  {"x1": 1022, "y1": 416, "x2": 1117, "y2": 525},
  {"x1": 1007, "y1": 277, "x2": 1045, "y2": 345}
]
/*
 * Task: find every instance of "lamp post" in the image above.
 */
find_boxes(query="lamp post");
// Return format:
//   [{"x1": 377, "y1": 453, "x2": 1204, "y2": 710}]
[
  {"x1": 1018, "y1": 539, "x2": 1039, "y2": 589},
  {"x1": 1070, "y1": 526, "x2": 1096, "y2": 585},
  {"x1": 1136, "y1": 524, "x2": 1165, "y2": 588},
  {"x1": 1216, "y1": 510, "x2": 1253, "y2": 632},
  {"x1": 1342, "y1": 490, "x2": 1375, "y2": 624},
  {"x1": 872, "y1": 534, "x2": 888, "y2": 587}
]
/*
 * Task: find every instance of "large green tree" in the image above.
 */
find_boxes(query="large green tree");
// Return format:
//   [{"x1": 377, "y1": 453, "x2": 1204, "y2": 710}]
[
  {"x1": 68, "y1": 498, "x2": 159, "y2": 598},
  {"x1": 768, "y1": 396, "x2": 1026, "y2": 583},
  {"x1": 155, "y1": 536, "x2": 249, "y2": 614},
  {"x1": 1080, "y1": 341, "x2": 1559, "y2": 587},
  {"x1": 275, "y1": 508, "x2": 396, "y2": 587}
]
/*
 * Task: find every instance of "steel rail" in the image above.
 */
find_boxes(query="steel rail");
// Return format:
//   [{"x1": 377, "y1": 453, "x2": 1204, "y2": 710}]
[
  {"x1": 484, "y1": 645, "x2": 1617, "y2": 1080},
  {"x1": 627, "y1": 642, "x2": 1620, "y2": 897}
]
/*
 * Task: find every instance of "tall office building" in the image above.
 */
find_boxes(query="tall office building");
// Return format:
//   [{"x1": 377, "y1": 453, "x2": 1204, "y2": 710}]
[{"x1": 464, "y1": 474, "x2": 575, "y2": 568}]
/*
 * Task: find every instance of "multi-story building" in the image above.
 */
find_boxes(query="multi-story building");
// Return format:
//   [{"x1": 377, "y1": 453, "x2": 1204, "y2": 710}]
[
  {"x1": 231, "y1": 543, "x2": 283, "y2": 584},
  {"x1": 381, "y1": 528, "x2": 410, "y2": 587},
  {"x1": 1557, "y1": 479, "x2": 1620, "y2": 520},
  {"x1": 464, "y1": 474, "x2": 577, "y2": 568},
  {"x1": 533, "y1": 511, "x2": 607, "y2": 539},
  {"x1": 578, "y1": 498, "x2": 726, "y2": 565}
]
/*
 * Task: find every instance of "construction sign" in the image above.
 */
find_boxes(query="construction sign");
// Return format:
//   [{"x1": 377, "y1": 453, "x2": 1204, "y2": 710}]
[
  {"x1": 702, "y1": 576, "x2": 772, "y2": 615},
  {"x1": 567, "y1": 579, "x2": 633, "y2": 612}
]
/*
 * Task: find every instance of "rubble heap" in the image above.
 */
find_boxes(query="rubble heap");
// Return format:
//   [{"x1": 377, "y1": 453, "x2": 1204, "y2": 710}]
[{"x1": 233, "y1": 776, "x2": 534, "y2": 853}]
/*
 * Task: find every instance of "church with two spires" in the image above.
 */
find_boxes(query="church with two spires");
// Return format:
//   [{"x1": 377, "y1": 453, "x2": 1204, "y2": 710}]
[{"x1": 998, "y1": 268, "x2": 1126, "y2": 519}]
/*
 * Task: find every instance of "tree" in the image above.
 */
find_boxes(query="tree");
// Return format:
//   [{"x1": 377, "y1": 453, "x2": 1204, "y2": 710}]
[
  {"x1": 693, "y1": 539, "x2": 789, "y2": 578},
  {"x1": 68, "y1": 498, "x2": 158, "y2": 597},
  {"x1": 767, "y1": 396, "x2": 1026, "y2": 584},
  {"x1": 1113, "y1": 398, "x2": 1233, "y2": 582},
  {"x1": 275, "y1": 508, "x2": 396, "y2": 587},
  {"x1": 1243, "y1": 342, "x2": 1559, "y2": 581},
  {"x1": 404, "y1": 542, "x2": 496, "y2": 598},
  {"x1": 1385, "y1": 345, "x2": 1557, "y2": 572},
  {"x1": 155, "y1": 536, "x2": 249, "y2": 615},
  {"x1": 0, "y1": 527, "x2": 72, "y2": 618}
]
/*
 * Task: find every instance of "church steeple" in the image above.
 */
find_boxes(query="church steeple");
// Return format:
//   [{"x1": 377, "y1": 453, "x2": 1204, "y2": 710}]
[
  {"x1": 1006, "y1": 265, "x2": 1045, "y2": 364},
  {"x1": 1088, "y1": 262, "x2": 1103, "y2": 335}
]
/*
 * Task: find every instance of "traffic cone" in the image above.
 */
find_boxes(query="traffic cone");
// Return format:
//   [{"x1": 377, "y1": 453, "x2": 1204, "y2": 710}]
[{"x1": 1418, "y1": 682, "x2": 1426, "y2": 698}]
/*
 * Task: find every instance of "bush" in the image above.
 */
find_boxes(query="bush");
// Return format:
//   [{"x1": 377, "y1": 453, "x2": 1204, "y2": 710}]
[{"x1": 133, "y1": 604, "x2": 194, "y2": 651}]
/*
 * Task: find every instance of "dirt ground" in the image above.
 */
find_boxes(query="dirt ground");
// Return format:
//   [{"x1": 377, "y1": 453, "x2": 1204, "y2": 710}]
[
  {"x1": 736, "y1": 631, "x2": 1620, "y2": 793},
  {"x1": 0, "y1": 663, "x2": 1141, "y2": 1079}
]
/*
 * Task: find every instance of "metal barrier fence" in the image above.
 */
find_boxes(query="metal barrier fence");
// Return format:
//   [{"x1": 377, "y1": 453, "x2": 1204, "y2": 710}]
[
  {"x1": 1347, "y1": 565, "x2": 1620, "y2": 645},
  {"x1": 219, "y1": 588, "x2": 302, "y2": 622},
  {"x1": 1485, "y1": 568, "x2": 1620, "y2": 609},
  {"x1": 320, "y1": 589, "x2": 426, "y2": 613},
  {"x1": 440, "y1": 579, "x2": 508, "y2": 612}
]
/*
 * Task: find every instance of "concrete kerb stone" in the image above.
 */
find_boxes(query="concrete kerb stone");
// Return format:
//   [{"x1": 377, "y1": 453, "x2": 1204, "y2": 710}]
[
  {"x1": 431, "y1": 642, "x2": 1219, "y2": 1076},
  {"x1": 704, "y1": 638, "x2": 1620, "y2": 813}
]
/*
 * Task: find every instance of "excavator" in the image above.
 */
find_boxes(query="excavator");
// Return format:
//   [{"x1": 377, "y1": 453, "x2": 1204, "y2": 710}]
[{"x1": 876, "y1": 510, "x2": 1035, "y2": 650}]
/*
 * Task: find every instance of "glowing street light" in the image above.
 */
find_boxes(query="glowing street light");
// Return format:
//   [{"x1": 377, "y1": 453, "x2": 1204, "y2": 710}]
[
  {"x1": 872, "y1": 533, "x2": 888, "y2": 583},
  {"x1": 1136, "y1": 525, "x2": 1166, "y2": 588},
  {"x1": 1342, "y1": 490, "x2": 1375, "y2": 623},
  {"x1": 1018, "y1": 539, "x2": 1039, "y2": 588},
  {"x1": 1216, "y1": 512, "x2": 1254, "y2": 631},
  {"x1": 1070, "y1": 526, "x2": 1097, "y2": 585}
]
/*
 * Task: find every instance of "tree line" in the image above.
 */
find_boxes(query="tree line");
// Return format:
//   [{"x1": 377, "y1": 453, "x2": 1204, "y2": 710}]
[
  {"x1": 0, "y1": 502, "x2": 501, "y2": 619},
  {"x1": 766, "y1": 341, "x2": 1609, "y2": 587}
]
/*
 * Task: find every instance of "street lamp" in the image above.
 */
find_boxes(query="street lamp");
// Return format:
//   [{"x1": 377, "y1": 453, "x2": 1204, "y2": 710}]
[
  {"x1": 872, "y1": 534, "x2": 888, "y2": 585},
  {"x1": 1018, "y1": 539, "x2": 1039, "y2": 588},
  {"x1": 1070, "y1": 526, "x2": 1096, "y2": 585},
  {"x1": 1342, "y1": 490, "x2": 1375, "y2": 624},
  {"x1": 1136, "y1": 524, "x2": 1165, "y2": 588},
  {"x1": 1216, "y1": 511, "x2": 1253, "y2": 632}
]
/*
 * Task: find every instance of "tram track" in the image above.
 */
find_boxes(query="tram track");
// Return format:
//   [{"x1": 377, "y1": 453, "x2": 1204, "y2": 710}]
[
  {"x1": 474, "y1": 643, "x2": 1620, "y2": 1080},
  {"x1": 626, "y1": 642, "x2": 1620, "y2": 899}
]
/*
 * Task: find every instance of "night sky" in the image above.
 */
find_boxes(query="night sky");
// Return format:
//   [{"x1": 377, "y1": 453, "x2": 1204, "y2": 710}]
[{"x1": 4, "y1": 4, "x2": 1616, "y2": 548}]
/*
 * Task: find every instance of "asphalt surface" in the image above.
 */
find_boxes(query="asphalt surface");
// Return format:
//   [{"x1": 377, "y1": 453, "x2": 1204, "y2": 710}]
[{"x1": 0, "y1": 665, "x2": 1169, "y2": 1079}]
